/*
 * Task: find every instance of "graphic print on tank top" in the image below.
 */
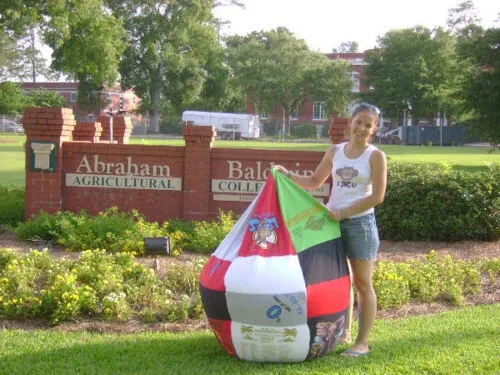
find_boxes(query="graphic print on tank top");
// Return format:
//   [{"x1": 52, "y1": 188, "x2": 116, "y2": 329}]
[{"x1": 335, "y1": 166, "x2": 359, "y2": 189}]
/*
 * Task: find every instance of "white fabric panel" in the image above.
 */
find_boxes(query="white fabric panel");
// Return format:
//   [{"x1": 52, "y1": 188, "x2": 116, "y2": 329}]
[
  {"x1": 212, "y1": 189, "x2": 262, "y2": 261},
  {"x1": 225, "y1": 255, "x2": 306, "y2": 295},
  {"x1": 231, "y1": 321, "x2": 310, "y2": 363}
]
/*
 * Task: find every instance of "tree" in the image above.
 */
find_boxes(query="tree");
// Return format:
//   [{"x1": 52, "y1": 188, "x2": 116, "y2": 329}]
[
  {"x1": 362, "y1": 26, "x2": 465, "y2": 124},
  {"x1": 457, "y1": 27, "x2": 500, "y2": 144},
  {"x1": 17, "y1": 27, "x2": 58, "y2": 82},
  {"x1": 332, "y1": 41, "x2": 359, "y2": 53},
  {"x1": 0, "y1": 30, "x2": 23, "y2": 80},
  {"x1": 0, "y1": 82, "x2": 29, "y2": 114},
  {"x1": 447, "y1": 0, "x2": 481, "y2": 35},
  {"x1": 184, "y1": 48, "x2": 246, "y2": 113},
  {"x1": 1, "y1": 0, "x2": 126, "y2": 113},
  {"x1": 226, "y1": 28, "x2": 352, "y2": 135},
  {"x1": 26, "y1": 88, "x2": 67, "y2": 107},
  {"x1": 105, "y1": 0, "x2": 222, "y2": 132}
]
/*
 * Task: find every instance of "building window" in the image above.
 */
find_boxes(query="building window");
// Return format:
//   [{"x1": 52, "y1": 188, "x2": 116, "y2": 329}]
[
  {"x1": 313, "y1": 101, "x2": 327, "y2": 120},
  {"x1": 70, "y1": 92, "x2": 77, "y2": 102},
  {"x1": 259, "y1": 110, "x2": 269, "y2": 119},
  {"x1": 351, "y1": 72, "x2": 360, "y2": 92},
  {"x1": 88, "y1": 114, "x2": 95, "y2": 122},
  {"x1": 290, "y1": 105, "x2": 298, "y2": 120}
]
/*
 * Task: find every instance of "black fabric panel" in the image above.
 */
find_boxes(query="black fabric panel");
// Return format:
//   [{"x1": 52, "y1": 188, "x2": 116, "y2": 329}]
[
  {"x1": 298, "y1": 238, "x2": 349, "y2": 285},
  {"x1": 306, "y1": 308, "x2": 349, "y2": 360},
  {"x1": 199, "y1": 283, "x2": 231, "y2": 321}
]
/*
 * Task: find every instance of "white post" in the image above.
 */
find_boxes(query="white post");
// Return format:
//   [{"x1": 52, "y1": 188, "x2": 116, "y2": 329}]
[
  {"x1": 110, "y1": 114, "x2": 114, "y2": 144},
  {"x1": 282, "y1": 109, "x2": 285, "y2": 143}
]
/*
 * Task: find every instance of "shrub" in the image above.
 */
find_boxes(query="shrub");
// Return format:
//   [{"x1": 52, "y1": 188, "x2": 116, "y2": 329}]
[
  {"x1": 15, "y1": 211, "x2": 60, "y2": 242},
  {"x1": 482, "y1": 258, "x2": 500, "y2": 284},
  {"x1": 320, "y1": 123, "x2": 331, "y2": 138},
  {"x1": 186, "y1": 210, "x2": 237, "y2": 254},
  {"x1": 290, "y1": 123, "x2": 317, "y2": 138},
  {"x1": 0, "y1": 248, "x2": 203, "y2": 324},
  {"x1": 0, "y1": 186, "x2": 24, "y2": 226},
  {"x1": 263, "y1": 119, "x2": 280, "y2": 136},
  {"x1": 397, "y1": 251, "x2": 482, "y2": 306},
  {"x1": 373, "y1": 261, "x2": 411, "y2": 309},
  {"x1": 377, "y1": 163, "x2": 500, "y2": 241},
  {"x1": 159, "y1": 117, "x2": 182, "y2": 135},
  {"x1": 16, "y1": 208, "x2": 169, "y2": 254}
]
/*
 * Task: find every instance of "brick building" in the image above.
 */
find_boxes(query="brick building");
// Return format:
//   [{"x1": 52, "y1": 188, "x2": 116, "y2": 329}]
[
  {"x1": 245, "y1": 52, "x2": 370, "y2": 130},
  {"x1": 21, "y1": 82, "x2": 141, "y2": 122}
]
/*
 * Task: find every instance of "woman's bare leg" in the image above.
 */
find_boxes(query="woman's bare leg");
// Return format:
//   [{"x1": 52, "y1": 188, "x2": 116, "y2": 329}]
[{"x1": 342, "y1": 259, "x2": 376, "y2": 356}]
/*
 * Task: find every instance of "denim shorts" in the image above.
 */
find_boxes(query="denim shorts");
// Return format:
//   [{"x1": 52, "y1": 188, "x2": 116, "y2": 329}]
[{"x1": 339, "y1": 213, "x2": 380, "y2": 260}]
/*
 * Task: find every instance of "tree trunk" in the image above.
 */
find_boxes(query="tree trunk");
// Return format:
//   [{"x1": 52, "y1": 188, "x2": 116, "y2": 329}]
[
  {"x1": 148, "y1": 60, "x2": 165, "y2": 133},
  {"x1": 30, "y1": 28, "x2": 36, "y2": 83}
]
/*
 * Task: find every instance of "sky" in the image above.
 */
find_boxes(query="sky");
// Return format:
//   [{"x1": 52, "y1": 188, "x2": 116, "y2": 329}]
[{"x1": 213, "y1": 0, "x2": 499, "y2": 53}]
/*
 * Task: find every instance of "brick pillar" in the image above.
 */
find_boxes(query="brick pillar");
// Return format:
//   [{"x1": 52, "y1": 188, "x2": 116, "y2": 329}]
[
  {"x1": 112, "y1": 116, "x2": 133, "y2": 144},
  {"x1": 182, "y1": 125, "x2": 216, "y2": 221},
  {"x1": 98, "y1": 115, "x2": 133, "y2": 144},
  {"x1": 329, "y1": 118, "x2": 349, "y2": 144},
  {"x1": 73, "y1": 121, "x2": 102, "y2": 142},
  {"x1": 22, "y1": 107, "x2": 76, "y2": 219}
]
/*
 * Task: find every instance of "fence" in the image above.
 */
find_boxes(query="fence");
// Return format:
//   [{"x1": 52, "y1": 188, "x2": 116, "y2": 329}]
[{"x1": 0, "y1": 114, "x2": 23, "y2": 132}]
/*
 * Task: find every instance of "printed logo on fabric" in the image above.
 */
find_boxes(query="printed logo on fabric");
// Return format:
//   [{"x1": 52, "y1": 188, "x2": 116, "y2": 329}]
[
  {"x1": 248, "y1": 215, "x2": 279, "y2": 250},
  {"x1": 266, "y1": 294, "x2": 305, "y2": 324}
]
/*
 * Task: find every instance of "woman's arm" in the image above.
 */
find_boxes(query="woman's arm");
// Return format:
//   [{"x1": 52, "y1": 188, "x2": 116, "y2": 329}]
[
  {"x1": 275, "y1": 145, "x2": 336, "y2": 190},
  {"x1": 330, "y1": 149, "x2": 387, "y2": 221}
]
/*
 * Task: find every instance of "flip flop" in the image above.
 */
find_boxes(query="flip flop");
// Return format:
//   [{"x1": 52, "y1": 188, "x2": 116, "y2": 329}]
[{"x1": 341, "y1": 347, "x2": 370, "y2": 358}]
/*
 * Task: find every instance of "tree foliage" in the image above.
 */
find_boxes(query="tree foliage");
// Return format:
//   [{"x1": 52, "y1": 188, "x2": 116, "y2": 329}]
[
  {"x1": 362, "y1": 26, "x2": 466, "y2": 123},
  {"x1": 226, "y1": 28, "x2": 352, "y2": 134},
  {"x1": 332, "y1": 41, "x2": 359, "y2": 53},
  {"x1": 26, "y1": 88, "x2": 67, "y2": 107},
  {"x1": 105, "y1": 0, "x2": 221, "y2": 131},
  {"x1": 0, "y1": 30, "x2": 23, "y2": 81},
  {"x1": 0, "y1": 82, "x2": 29, "y2": 114},
  {"x1": 457, "y1": 26, "x2": 500, "y2": 144}
]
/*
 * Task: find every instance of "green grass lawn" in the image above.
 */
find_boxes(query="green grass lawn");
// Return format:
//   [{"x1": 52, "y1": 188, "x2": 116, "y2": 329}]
[
  {"x1": 0, "y1": 304, "x2": 498, "y2": 375},
  {"x1": 1, "y1": 134, "x2": 498, "y2": 187},
  {"x1": 0, "y1": 134, "x2": 25, "y2": 186}
]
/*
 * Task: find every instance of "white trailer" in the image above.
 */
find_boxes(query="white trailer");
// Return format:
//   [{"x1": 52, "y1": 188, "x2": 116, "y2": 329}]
[{"x1": 182, "y1": 111, "x2": 260, "y2": 140}]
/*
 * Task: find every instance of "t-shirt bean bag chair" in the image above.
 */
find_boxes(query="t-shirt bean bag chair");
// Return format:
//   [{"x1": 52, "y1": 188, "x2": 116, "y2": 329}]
[{"x1": 199, "y1": 169, "x2": 350, "y2": 362}]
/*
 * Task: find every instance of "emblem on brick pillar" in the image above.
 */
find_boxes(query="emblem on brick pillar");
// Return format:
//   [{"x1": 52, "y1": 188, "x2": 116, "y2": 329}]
[{"x1": 30, "y1": 141, "x2": 57, "y2": 172}]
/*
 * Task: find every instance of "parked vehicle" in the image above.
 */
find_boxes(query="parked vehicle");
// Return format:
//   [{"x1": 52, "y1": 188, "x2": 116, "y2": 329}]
[
  {"x1": 0, "y1": 119, "x2": 24, "y2": 134},
  {"x1": 377, "y1": 126, "x2": 402, "y2": 144},
  {"x1": 182, "y1": 111, "x2": 260, "y2": 140}
]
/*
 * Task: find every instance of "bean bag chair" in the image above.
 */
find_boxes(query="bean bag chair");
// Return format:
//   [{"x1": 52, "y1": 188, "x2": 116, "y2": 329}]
[{"x1": 200, "y1": 169, "x2": 350, "y2": 362}]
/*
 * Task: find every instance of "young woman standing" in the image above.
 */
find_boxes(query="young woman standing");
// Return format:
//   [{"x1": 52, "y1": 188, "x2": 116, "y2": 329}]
[{"x1": 275, "y1": 103, "x2": 387, "y2": 357}]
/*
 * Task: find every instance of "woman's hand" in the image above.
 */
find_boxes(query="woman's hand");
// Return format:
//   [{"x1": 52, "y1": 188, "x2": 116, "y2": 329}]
[
  {"x1": 329, "y1": 208, "x2": 344, "y2": 222},
  {"x1": 273, "y1": 165, "x2": 289, "y2": 175}
]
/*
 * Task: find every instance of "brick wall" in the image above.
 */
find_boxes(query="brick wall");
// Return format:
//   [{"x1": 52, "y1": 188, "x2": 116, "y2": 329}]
[{"x1": 24, "y1": 108, "x2": 332, "y2": 223}]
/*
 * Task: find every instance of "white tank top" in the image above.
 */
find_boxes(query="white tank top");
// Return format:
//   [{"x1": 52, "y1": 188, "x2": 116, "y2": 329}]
[{"x1": 327, "y1": 142, "x2": 377, "y2": 218}]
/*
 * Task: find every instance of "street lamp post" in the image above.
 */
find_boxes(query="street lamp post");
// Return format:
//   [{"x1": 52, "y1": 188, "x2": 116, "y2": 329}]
[{"x1": 107, "y1": 108, "x2": 114, "y2": 144}]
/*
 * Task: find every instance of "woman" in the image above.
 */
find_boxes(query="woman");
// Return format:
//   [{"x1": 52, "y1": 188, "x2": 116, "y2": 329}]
[{"x1": 274, "y1": 103, "x2": 387, "y2": 358}]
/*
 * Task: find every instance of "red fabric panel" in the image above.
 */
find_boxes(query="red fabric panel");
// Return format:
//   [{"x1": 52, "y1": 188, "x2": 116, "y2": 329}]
[
  {"x1": 306, "y1": 275, "x2": 351, "y2": 318},
  {"x1": 199, "y1": 256, "x2": 231, "y2": 292},
  {"x1": 238, "y1": 173, "x2": 296, "y2": 257},
  {"x1": 208, "y1": 318, "x2": 236, "y2": 356}
]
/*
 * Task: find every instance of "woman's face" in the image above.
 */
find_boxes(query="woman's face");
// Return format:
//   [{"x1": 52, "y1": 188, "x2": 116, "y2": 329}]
[{"x1": 349, "y1": 110, "x2": 378, "y2": 142}]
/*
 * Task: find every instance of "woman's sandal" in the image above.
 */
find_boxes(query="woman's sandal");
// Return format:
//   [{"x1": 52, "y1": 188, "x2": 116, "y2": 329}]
[{"x1": 341, "y1": 347, "x2": 371, "y2": 358}]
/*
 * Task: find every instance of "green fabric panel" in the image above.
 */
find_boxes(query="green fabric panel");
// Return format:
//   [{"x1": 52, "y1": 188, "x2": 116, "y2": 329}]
[{"x1": 272, "y1": 169, "x2": 341, "y2": 253}]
